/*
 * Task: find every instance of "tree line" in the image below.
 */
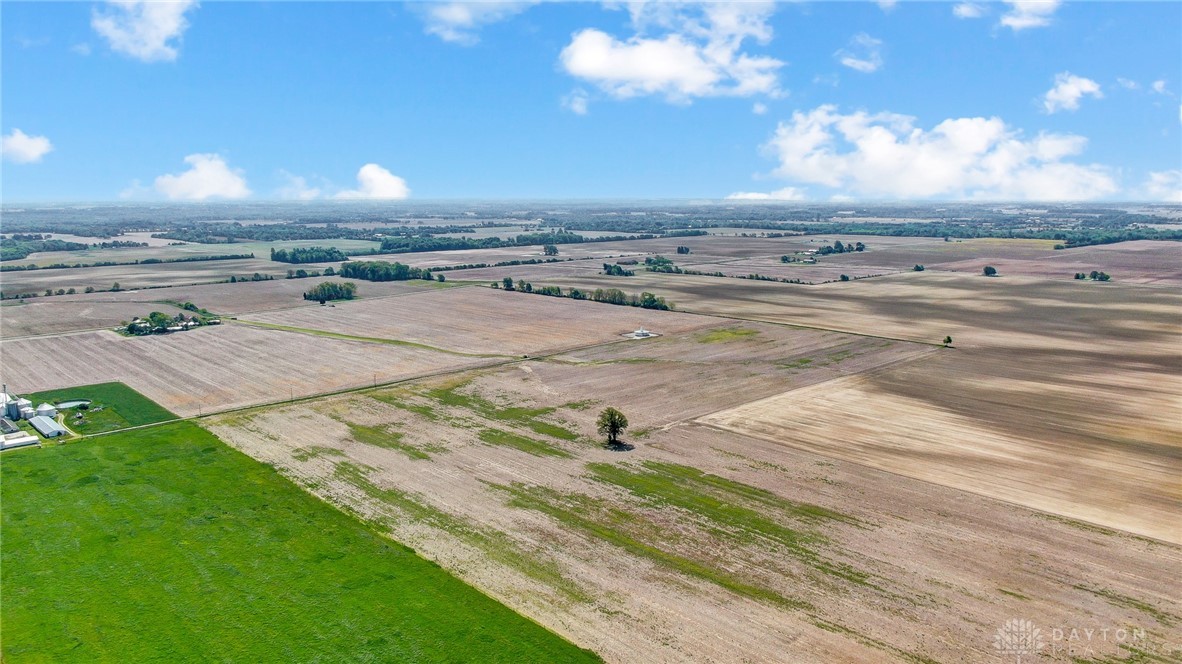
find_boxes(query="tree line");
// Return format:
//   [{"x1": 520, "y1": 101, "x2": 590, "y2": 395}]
[{"x1": 493, "y1": 277, "x2": 671, "y2": 310}]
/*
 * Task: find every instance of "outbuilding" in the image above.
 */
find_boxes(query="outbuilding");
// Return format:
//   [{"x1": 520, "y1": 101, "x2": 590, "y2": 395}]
[
  {"x1": 36, "y1": 403, "x2": 58, "y2": 418},
  {"x1": 1, "y1": 432, "x2": 39, "y2": 450},
  {"x1": 29, "y1": 415, "x2": 66, "y2": 438}
]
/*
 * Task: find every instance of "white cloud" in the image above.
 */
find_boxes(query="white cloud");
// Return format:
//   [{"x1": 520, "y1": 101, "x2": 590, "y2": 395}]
[
  {"x1": 1143, "y1": 170, "x2": 1182, "y2": 203},
  {"x1": 953, "y1": 3, "x2": 986, "y2": 19},
  {"x1": 277, "y1": 171, "x2": 322, "y2": 200},
  {"x1": 876, "y1": 0, "x2": 898, "y2": 11},
  {"x1": 753, "y1": 102, "x2": 768, "y2": 115},
  {"x1": 1152, "y1": 80, "x2": 1168, "y2": 94},
  {"x1": 71, "y1": 42, "x2": 92, "y2": 56},
  {"x1": 759, "y1": 105, "x2": 1118, "y2": 201},
  {"x1": 563, "y1": 89, "x2": 590, "y2": 115},
  {"x1": 835, "y1": 33, "x2": 883, "y2": 74},
  {"x1": 1116, "y1": 77, "x2": 1139, "y2": 90},
  {"x1": 559, "y1": 2, "x2": 783, "y2": 103},
  {"x1": 154, "y1": 153, "x2": 251, "y2": 200},
  {"x1": 726, "y1": 186, "x2": 806, "y2": 201},
  {"x1": 999, "y1": 0, "x2": 1060, "y2": 31},
  {"x1": 419, "y1": 2, "x2": 537, "y2": 45},
  {"x1": 2, "y1": 128, "x2": 53, "y2": 164},
  {"x1": 335, "y1": 164, "x2": 410, "y2": 200},
  {"x1": 1042, "y1": 72, "x2": 1102, "y2": 114},
  {"x1": 119, "y1": 179, "x2": 151, "y2": 200},
  {"x1": 91, "y1": 0, "x2": 198, "y2": 62}
]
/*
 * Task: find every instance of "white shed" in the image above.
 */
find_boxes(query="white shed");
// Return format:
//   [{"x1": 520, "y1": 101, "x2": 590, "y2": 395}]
[{"x1": 29, "y1": 415, "x2": 66, "y2": 438}]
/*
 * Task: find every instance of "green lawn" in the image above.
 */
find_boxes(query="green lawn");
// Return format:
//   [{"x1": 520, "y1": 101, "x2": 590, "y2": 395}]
[
  {"x1": 23, "y1": 382, "x2": 176, "y2": 435},
  {"x1": 1, "y1": 420, "x2": 600, "y2": 663}
]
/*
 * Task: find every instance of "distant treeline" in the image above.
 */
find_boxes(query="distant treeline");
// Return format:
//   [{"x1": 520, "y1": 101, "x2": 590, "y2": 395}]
[
  {"x1": 338, "y1": 260, "x2": 437, "y2": 282},
  {"x1": 0, "y1": 238, "x2": 90, "y2": 261},
  {"x1": 303, "y1": 281, "x2": 357, "y2": 302},
  {"x1": 430, "y1": 257, "x2": 568, "y2": 272},
  {"x1": 0, "y1": 253, "x2": 255, "y2": 272},
  {"x1": 493, "y1": 277, "x2": 672, "y2": 310},
  {"x1": 270, "y1": 246, "x2": 347, "y2": 263},
  {"x1": 377, "y1": 231, "x2": 658, "y2": 254}
]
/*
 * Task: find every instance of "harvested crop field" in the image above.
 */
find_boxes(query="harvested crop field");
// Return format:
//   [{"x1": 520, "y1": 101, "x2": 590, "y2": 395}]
[
  {"x1": 0, "y1": 257, "x2": 286, "y2": 295},
  {"x1": 0, "y1": 298, "x2": 188, "y2": 339},
  {"x1": 208, "y1": 356, "x2": 1182, "y2": 663},
  {"x1": 700, "y1": 366, "x2": 1181, "y2": 544},
  {"x1": 38, "y1": 276, "x2": 454, "y2": 317},
  {"x1": 929, "y1": 240, "x2": 1182, "y2": 285},
  {"x1": 0, "y1": 325, "x2": 498, "y2": 416},
  {"x1": 241, "y1": 287, "x2": 718, "y2": 356}
]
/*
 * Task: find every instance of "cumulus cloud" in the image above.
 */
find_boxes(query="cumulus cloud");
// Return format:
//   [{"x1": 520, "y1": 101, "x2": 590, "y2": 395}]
[
  {"x1": 1042, "y1": 72, "x2": 1102, "y2": 113},
  {"x1": 92, "y1": 0, "x2": 198, "y2": 62},
  {"x1": 154, "y1": 153, "x2": 251, "y2": 200},
  {"x1": 753, "y1": 102, "x2": 768, "y2": 115},
  {"x1": 999, "y1": 0, "x2": 1060, "y2": 31},
  {"x1": 726, "y1": 186, "x2": 806, "y2": 201},
  {"x1": 876, "y1": 0, "x2": 898, "y2": 11},
  {"x1": 1152, "y1": 80, "x2": 1168, "y2": 94},
  {"x1": 277, "y1": 171, "x2": 322, "y2": 200},
  {"x1": 2, "y1": 128, "x2": 54, "y2": 163},
  {"x1": 335, "y1": 164, "x2": 410, "y2": 200},
  {"x1": 559, "y1": 2, "x2": 783, "y2": 103},
  {"x1": 1116, "y1": 77, "x2": 1139, "y2": 90},
  {"x1": 1143, "y1": 170, "x2": 1182, "y2": 203},
  {"x1": 419, "y1": 1, "x2": 537, "y2": 45},
  {"x1": 953, "y1": 3, "x2": 986, "y2": 19},
  {"x1": 835, "y1": 33, "x2": 883, "y2": 74},
  {"x1": 759, "y1": 105, "x2": 1118, "y2": 200}
]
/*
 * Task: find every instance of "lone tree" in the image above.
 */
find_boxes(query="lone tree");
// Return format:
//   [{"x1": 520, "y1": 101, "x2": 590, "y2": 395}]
[
  {"x1": 983, "y1": 265, "x2": 998, "y2": 277},
  {"x1": 543, "y1": 244, "x2": 559, "y2": 256},
  {"x1": 596, "y1": 407, "x2": 629, "y2": 447},
  {"x1": 943, "y1": 336, "x2": 953, "y2": 347}
]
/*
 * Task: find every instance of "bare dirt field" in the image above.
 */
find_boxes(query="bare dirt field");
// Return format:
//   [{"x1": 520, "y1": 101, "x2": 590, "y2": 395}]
[
  {"x1": 6, "y1": 238, "x2": 382, "y2": 269},
  {"x1": 474, "y1": 271, "x2": 1182, "y2": 542},
  {"x1": 0, "y1": 257, "x2": 287, "y2": 295},
  {"x1": 36, "y1": 276, "x2": 453, "y2": 317},
  {"x1": 0, "y1": 325, "x2": 498, "y2": 416},
  {"x1": 0, "y1": 298, "x2": 188, "y2": 339},
  {"x1": 207, "y1": 351, "x2": 1182, "y2": 663},
  {"x1": 241, "y1": 287, "x2": 718, "y2": 356},
  {"x1": 930, "y1": 240, "x2": 1182, "y2": 285}
]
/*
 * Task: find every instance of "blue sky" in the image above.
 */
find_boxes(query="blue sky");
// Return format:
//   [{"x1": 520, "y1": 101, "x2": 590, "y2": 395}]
[{"x1": 2, "y1": 1, "x2": 1180, "y2": 202}]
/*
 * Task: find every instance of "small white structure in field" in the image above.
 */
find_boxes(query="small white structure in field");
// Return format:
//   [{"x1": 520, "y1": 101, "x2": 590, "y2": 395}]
[
  {"x1": 622, "y1": 328, "x2": 659, "y2": 339},
  {"x1": 19, "y1": 406, "x2": 36, "y2": 420},
  {"x1": 36, "y1": 403, "x2": 57, "y2": 418}
]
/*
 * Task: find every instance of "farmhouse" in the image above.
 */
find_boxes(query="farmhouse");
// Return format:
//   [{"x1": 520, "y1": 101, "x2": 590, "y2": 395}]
[{"x1": 29, "y1": 415, "x2": 66, "y2": 438}]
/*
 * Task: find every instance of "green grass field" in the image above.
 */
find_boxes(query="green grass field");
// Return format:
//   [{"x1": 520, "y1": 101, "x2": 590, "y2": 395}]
[
  {"x1": 23, "y1": 382, "x2": 176, "y2": 435},
  {"x1": 1, "y1": 420, "x2": 600, "y2": 663}
]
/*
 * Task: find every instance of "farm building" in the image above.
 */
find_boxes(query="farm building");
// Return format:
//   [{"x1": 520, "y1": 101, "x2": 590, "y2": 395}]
[
  {"x1": 36, "y1": 403, "x2": 58, "y2": 418},
  {"x1": 1, "y1": 418, "x2": 19, "y2": 434},
  {"x1": 29, "y1": 415, "x2": 66, "y2": 438},
  {"x1": 1, "y1": 432, "x2": 39, "y2": 451},
  {"x1": 4, "y1": 395, "x2": 33, "y2": 420}
]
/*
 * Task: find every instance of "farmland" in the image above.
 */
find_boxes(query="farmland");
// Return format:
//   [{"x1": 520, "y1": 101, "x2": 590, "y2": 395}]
[
  {"x1": 2, "y1": 204, "x2": 1179, "y2": 663},
  {"x1": 0, "y1": 419, "x2": 599, "y2": 662}
]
